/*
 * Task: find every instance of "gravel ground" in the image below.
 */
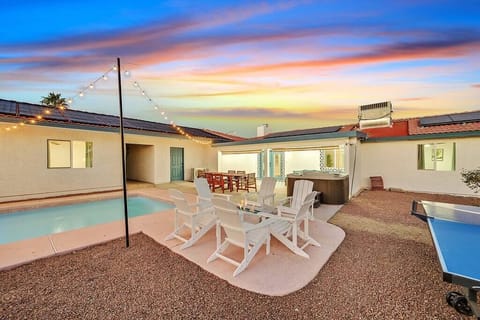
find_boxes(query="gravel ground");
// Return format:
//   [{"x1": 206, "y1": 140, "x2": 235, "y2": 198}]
[{"x1": 1, "y1": 190, "x2": 479, "y2": 319}]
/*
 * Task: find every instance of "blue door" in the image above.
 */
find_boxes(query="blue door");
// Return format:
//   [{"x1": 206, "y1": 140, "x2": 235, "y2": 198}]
[{"x1": 170, "y1": 147, "x2": 184, "y2": 181}]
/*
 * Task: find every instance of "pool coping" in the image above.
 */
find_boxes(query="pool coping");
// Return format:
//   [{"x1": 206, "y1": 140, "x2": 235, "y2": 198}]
[{"x1": 0, "y1": 189, "x2": 173, "y2": 269}]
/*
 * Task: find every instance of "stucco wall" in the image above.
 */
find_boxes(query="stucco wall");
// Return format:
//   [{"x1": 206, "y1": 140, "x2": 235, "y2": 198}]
[
  {"x1": 359, "y1": 137, "x2": 480, "y2": 196},
  {"x1": 126, "y1": 144, "x2": 155, "y2": 183},
  {"x1": 0, "y1": 123, "x2": 217, "y2": 202},
  {"x1": 218, "y1": 153, "x2": 258, "y2": 174},
  {"x1": 284, "y1": 150, "x2": 320, "y2": 173},
  {"x1": 0, "y1": 124, "x2": 123, "y2": 202},
  {"x1": 118, "y1": 133, "x2": 216, "y2": 183}
]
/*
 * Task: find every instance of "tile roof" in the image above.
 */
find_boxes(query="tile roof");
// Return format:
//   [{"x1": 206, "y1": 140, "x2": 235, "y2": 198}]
[
  {"x1": 0, "y1": 99, "x2": 235, "y2": 143},
  {"x1": 2, "y1": 98, "x2": 479, "y2": 143},
  {"x1": 361, "y1": 110, "x2": 480, "y2": 139},
  {"x1": 202, "y1": 129, "x2": 245, "y2": 141},
  {"x1": 408, "y1": 118, "x2": 480, "y2": 135},
  {"x1": 360, "y1": 120, "x2": 408, "y2": 138}
]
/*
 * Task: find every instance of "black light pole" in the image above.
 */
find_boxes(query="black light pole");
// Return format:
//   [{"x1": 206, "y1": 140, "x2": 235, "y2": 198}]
[{"x1": 117, "y1": 57, "x2": 130, "y2": 247}]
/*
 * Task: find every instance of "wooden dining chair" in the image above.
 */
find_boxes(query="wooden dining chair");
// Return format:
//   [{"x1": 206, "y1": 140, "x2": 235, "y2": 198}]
[
  {"x1": 197, "y1": 169, "x2": 206, "y2": 178},
  {"x1": 211, "y1": 173, "x2": 226, "y2": 193},
  {"x1": 246, "y1": 173, "x2": 257, "y2": 192},
  {"x1": 205, "y1": 172, "x2": 214, "y2": 191},
  {"x1": 236, "y1": 172, "x2": 247, "y2": 191}
]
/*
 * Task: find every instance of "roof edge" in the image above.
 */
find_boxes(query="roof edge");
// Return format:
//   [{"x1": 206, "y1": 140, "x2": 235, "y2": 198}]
[
  {"x1": 362, "y1": 130, "x2": 480, "y2": 142},
  {"x1": 213, "y1": 130, "x2": 366, "y2": 147}
]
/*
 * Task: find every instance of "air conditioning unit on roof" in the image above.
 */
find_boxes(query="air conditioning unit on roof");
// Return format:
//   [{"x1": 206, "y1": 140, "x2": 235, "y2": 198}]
[
  {"x1": 359, "y1": 117, "x2": 392, "y2": 129},
  {"x1": 358, "y1": 101, "x2": 392, "y2": 130}
]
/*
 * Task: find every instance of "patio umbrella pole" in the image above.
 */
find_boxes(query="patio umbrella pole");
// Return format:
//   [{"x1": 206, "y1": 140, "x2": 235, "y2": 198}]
[{"x1": 117, "y1": 57, "x2": 130, "y2": 248}]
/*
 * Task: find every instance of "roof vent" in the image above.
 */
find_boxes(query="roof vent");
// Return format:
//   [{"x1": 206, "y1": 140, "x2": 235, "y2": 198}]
[
  {"x1": 358, "y1": 101, "x2": 392, "y2": 130},
  {"x1": 257, "y1": 124, "x2": 269, "y2": 137}
]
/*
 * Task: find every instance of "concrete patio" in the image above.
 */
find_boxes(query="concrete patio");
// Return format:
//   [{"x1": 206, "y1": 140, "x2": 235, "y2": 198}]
[{"x1": 0, "y1": 182, "x2": 345, "y2": 296}]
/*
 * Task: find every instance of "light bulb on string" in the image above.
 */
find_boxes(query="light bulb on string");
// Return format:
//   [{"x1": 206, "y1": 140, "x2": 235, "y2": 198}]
[
  {"x1": 124, "y1": 70, "x2": 131, "y2": 77},
  {"x1": 89, "y1": 83, "x2": 94, "y2": 89},
  {"x1": 79, "y1": 92, "x2": 84, "y2": 97},
  {"x1": 126, "y1": 72, "x2": 213, "y2": 145},
  {"x1": 102, "y1": 75, "x2": 108, "y2": 80}
]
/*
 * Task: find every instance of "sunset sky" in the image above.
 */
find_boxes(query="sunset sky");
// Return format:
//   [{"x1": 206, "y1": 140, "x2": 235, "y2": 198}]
[{"x1": 1, "y1": 0, "x2": 479, "y2": 137}]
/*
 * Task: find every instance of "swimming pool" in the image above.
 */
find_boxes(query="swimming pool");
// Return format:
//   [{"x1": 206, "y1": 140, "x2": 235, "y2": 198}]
[{"x1": 0, "y1": 197, "x2": 173, "y2": 245}]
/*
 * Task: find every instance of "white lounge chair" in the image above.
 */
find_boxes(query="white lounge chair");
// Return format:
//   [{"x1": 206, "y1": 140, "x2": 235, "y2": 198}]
[
  {"x1": 207, "y1": 198, "x2": 272, "y2": 277},
  {"x1": 277, "y1": 179, "x2": 314, "y2": 219},
  {"x1": 242, "y1": 177, "x2": 276, "y2": 212},
  {"x1": 194, "y1": 177, "x2": 231, "y2": 211},
  {"x1": 264, "y1": 191, "x2": 320, "y2": 258},
  {"x1": 165, "y1": 189, "x2": 217, "y2": 250}
]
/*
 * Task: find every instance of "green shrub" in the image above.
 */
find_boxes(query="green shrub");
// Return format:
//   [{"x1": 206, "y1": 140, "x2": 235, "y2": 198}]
[{"x1": 461, "y1": 167, "x2": 480, "y2": 193}]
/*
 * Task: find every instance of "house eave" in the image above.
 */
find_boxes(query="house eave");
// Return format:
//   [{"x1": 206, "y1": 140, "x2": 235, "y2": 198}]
[
  {"x1": 213, "y1": 130, "x2": 366, "y2": 147},
  {"x1": 363, "y1": 131, "x2": 480, "y2": 143}
]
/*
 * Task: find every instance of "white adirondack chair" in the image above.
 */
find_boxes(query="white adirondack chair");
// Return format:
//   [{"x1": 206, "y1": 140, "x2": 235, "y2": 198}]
[
  {"x1": 207, "y1": 198, "x2": 272, "y2": 277},
  {"x1": 264, "y1": 191, "x2": 320, "y2": 258},
  {"x1": 242, "y1": 177, "x2": 276, "y2": 212},
  {"x1": 165, "y1": 189, "x2": 217, "y2": 250},
  {"x1": 194, "y1": 177, "x2": 231, "y2": 211},
  {"x1": 277, "y1": 179, "x2": 314, "y2": 219}
]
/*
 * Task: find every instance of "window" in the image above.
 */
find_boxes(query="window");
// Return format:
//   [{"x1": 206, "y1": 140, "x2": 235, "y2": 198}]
[
  {"x1": 47, "y1": 140, "x2": 71, "y2": 168},
  {"x1": 48, "y1": 140, "x2": 93, "y2": 169},
  {"x1": 324, "y1": 148, "x2": 345, "y2": 171},
  {"x1": 417, "y1": 142, "x2": 455, "y2": 171}
]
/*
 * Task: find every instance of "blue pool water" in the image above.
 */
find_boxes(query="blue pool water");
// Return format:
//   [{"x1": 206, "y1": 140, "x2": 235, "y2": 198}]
[{"x1": 0, "y1": 197, "x2": 173, "y2": 244}]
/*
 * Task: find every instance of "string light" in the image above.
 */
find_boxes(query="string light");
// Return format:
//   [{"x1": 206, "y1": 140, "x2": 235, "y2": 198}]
[
  {"x1": 65, "y1": 66, "x2": 117, "y2": 106},
  {"x1": 127, "y1": 78, "x2": 212, "y2": 145},
  {"x1": 3, "y1": 62, "x2": 213, "y2": 145}
]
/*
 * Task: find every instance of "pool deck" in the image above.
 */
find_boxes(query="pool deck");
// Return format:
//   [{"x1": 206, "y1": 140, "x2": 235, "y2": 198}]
[{"x1": 0, "y1": 186, "x2": 345, "y2": 296}]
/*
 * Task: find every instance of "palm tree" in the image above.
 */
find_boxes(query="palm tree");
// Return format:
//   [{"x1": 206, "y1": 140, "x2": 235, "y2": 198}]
[{"x1": 40, "y1": 92, "x2": 69, "y2": 109}]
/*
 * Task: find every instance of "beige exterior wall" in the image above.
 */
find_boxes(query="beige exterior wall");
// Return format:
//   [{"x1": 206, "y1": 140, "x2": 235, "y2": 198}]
[
  {"x1": 359, "y1": 137, "x2": 480, "y2": 196},
  {"x1": 0, "y1": 123, "x2": 217, "y2": 202},
  {"x1": 125, "y1": 133, "x2": 216, "y2": 183},
  {"x1": 0, "y1": 124, "x2": 122, "y2": 202},
  {"x1": 3, "y1": 120, "x2": 476, "y2": 202}
]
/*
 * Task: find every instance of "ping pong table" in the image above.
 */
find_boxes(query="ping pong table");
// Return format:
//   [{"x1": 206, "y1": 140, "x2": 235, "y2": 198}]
[{"x1": 411, "y1": 200, "x2": 480, "y2": 319}]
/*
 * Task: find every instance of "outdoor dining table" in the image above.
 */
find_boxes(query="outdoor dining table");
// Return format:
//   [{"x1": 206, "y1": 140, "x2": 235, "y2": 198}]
[{"x1": 208, "y1": 172, "x2": 246, "y2": 192}]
